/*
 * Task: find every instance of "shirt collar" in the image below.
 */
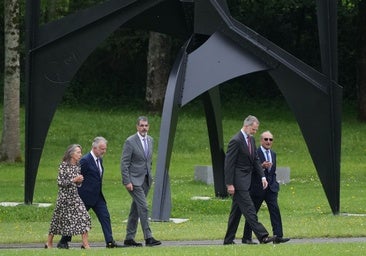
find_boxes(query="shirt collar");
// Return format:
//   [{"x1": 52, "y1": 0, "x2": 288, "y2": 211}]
[
  {"x1": 137, "y1": 132, "x2": 148, "y2": 141},
  {"x1": 260, "y1": 146, "x2": 270, "y2": 153},
  {"x1": 90, "y1": 151, "x2": 98, "y2": 161},
  {"x1": 241, "y1": 130, "x2": 250, "y2": 139}
]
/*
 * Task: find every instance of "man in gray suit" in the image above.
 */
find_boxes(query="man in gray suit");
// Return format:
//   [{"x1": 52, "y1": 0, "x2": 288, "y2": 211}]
[{"x1": 121, "y1": 116, "x2": 161, "y2": 247}]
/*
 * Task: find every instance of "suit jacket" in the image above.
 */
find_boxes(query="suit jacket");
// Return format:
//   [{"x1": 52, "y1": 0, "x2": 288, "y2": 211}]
[
  {"x1": 121, "y1": 133, "x2": 153, "y2": 186},
  {"x1": 251, "y1": 148, "x2": 280, "y2": 194},
  {"x1": 78, "y1": 152, "x2": 106, "y2": 206},
  {"x1": 224, "y1": 131, "x2": 264, "y2": 191}
]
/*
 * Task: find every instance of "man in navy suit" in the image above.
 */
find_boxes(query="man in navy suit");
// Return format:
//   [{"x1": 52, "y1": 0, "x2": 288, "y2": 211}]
[
  {"x1": 223, "y1": 115, "x2": 274, "y2": 245},
  {"x1": 242, "y1": 131, "x2": 290, "y2": 244},
  {"x1": 58, "y1": 137, "x2": 122, "y2": 249},
  {"x1": 121, "y1": 116, "x2": 161, "y2": 247}
]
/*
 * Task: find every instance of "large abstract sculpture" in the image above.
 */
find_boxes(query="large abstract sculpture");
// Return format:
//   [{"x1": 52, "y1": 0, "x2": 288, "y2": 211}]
[{"x1": 25, "y1": 0, "x2": 341, "y2": 221}]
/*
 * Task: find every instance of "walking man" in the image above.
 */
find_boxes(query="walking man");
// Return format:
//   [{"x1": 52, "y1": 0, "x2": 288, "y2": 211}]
[
  {"x1": 223, "y1": 115, "x2": 274, "y2": 245},
  {"x1": 121, "y1": 116, "x2": 161, "y2": 247},
  {"x1": 242, "y1": 131, "x2": 290, "y2": 244}
]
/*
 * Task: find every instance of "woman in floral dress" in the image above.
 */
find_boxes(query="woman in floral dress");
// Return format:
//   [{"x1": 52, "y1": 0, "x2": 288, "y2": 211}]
[{"x1": 45, "y1": 144, "x2": 91, "y2": 249}]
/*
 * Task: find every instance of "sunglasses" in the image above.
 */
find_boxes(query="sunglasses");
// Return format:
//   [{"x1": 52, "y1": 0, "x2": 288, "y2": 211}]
[{"x1": 263, "y1": 138, "x2": 273, "y2": 141}]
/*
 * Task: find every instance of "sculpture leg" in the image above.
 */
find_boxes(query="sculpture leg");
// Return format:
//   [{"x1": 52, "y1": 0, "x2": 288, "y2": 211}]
[
  {"x1": 151, "y1": 43, "x2": 189, "y2": 221},
  {"x1": 201, "y1": 88, "x2": 227, "y2": 197}
]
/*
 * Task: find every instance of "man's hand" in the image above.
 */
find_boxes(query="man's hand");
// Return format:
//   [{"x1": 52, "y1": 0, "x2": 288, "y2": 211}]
[
  {"x1": 262, "y1": 161, "x2": 272, "y2": 169},
  {"x1": 262, "y1": 178, "x2": 268, "y2": 189},
  {"x1": 125, "y1": 183, "x2": 133, "y2": 191},
  {"x1": 227, "y1": 184, "x2": 235, "y2": 195}
]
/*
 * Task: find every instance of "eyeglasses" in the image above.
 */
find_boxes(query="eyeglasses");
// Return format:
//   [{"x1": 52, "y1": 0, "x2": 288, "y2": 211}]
[
  {"x1": 263, "y1": 138, "x2": 273, "y2": 141},
  {"x1": 139, "y1": 124, "x2": 149, "y2": 127}
]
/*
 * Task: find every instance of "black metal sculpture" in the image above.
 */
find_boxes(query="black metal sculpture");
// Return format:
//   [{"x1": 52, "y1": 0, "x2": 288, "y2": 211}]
[{"x1": 25, "y1": 0, "x2": 341, "y2": 221}]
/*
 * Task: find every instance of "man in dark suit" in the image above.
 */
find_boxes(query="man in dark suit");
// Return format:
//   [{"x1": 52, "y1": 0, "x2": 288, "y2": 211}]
[
  {"x1": 242, "y1": 131, "x2": 290, "y2": 244},
  {"x1": 223, "y1": 115, "x2": 274, "y2": 245},
  {"x1": 57, "y1": 137, "x2": 122, "y2": 249},
  {"x1": 121, "y1": 116, "x2": 161, "y2": 247}
]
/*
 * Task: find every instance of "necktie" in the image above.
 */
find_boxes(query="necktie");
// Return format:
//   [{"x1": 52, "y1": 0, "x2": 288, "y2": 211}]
[
  {"x1": 247, "y1": 136, "x2": 252, "y2": 155},
  {"x1": 265, "y1": 150, "x2": 270, "y2": 162},
  {"x1": 143, "y1": 138, "x2": 149, "y2": 177},
  {"x1": 96, "y1": 158, "x2": 102, "y2": 176},
  {"x1": 143, "y1": 138, "x2": 148, "y2": 157},
  {"x1": 265, "y1": 150, "x2": 271, "y2": 171}
]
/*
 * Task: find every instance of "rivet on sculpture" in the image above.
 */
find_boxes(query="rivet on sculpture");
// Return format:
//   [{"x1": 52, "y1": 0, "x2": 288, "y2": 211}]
[{"x1": 25, "y1": 0, "x2": 341, "y2": 221}]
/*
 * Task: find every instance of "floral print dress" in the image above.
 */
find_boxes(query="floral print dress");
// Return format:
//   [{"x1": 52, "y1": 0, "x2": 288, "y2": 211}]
[{"x1": 48, "y1": 161, "x2": 91, "y2": 236}]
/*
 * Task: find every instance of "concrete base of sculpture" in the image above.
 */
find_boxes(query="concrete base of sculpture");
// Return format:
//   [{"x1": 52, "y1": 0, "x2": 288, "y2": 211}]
[
  {"x1": 276, "y1": 167, "x2": 291, "y2": 184},
  {"x1": 194, "y1": 165, "x2": 290, "y2": 185},
  {"x1": 194, "y1": 165, "x2": 214, "y2": 185},
  {"x1": 0, "y1": 202, "x2": 52, "y2": 207}
]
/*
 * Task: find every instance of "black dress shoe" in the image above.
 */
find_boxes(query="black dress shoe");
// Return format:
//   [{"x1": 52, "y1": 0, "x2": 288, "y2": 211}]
[
  {"x1": 124, "y1": 239, "x2": 143, "y2": 247},
  {"x1": 242, "y1": 239, "x2": 258, "y2": 245},
  {"x1": 274, "y1": 237, "x2": 290, "y2": 244},
  {"x1": 223, "y1": 241, "x2": 235, "y2": 245},
  {"x1": 57, "y1": 242, "x2": 69, "y2": 249},
  {"x1": 145, "y1": 237, "x2": 161, "y2": 246},
  {"x1": 260, "y1": 236, "x2": 274, "y2": 244},
  {"x1": 106, "y1": 241, "x2": 123, "y2": 248}
]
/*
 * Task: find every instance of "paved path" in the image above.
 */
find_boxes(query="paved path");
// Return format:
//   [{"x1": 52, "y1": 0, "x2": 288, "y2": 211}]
[{"x1": 1, "y1": 237, "x2": 366, "y2": 249}]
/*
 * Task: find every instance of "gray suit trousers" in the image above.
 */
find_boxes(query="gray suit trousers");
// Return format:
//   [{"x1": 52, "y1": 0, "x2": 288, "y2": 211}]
[{"x1": 126, "y1": 176, "x2": 152, "y2": 240}]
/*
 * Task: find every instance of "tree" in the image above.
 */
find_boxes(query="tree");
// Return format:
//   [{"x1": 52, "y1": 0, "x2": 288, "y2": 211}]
[
  {"x1": 146, "y1": 31, "x2": 172, "y2": 112},
  {"x1": 0, "y1": 0, "x2": 21, "y2": 162}
]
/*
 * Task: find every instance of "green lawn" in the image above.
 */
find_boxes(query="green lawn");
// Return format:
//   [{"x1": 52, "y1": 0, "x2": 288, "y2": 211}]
[
  {"x1": 0, "y1": 101, "x2": 365, "y2": 255},
  {"x1": 1, "y1": 243, "x2": 366, "y2": 256}
]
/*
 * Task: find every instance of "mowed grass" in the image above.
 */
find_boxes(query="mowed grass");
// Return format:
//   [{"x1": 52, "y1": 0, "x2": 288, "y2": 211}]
[
  {"x1": 0, "y1": 100, "x2": 366, "y2": 255},
  {"x1": 2, "y1": 243, "x2": 366, "y2": 256}
]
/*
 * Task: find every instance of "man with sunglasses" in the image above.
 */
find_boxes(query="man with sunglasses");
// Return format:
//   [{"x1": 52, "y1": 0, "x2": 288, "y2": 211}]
[{"x1": 242, "y1": 131, "x2": 290, "y2": 244}]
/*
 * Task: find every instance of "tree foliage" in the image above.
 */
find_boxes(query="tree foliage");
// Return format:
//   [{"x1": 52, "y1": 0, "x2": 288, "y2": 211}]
[{"x1": 0, "y1": 0, "x2": 363, "y2": 107}]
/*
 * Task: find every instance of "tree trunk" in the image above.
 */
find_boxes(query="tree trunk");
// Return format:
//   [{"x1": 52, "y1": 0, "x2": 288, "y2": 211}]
[
  {"x1": 357, "y1": 1, "x2": 366, "y2": 121},
  {"x1": 146, "y1": 32, "x2": 172, "y2": 112},
  {"x1": 0, "y1": 0, "x2": 21, "y2": 162}
]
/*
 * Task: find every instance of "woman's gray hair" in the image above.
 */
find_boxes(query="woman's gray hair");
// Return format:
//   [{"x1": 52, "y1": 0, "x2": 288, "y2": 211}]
[{"x1": 62, "y1": 144, "x2": 82, "y2": 163}]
